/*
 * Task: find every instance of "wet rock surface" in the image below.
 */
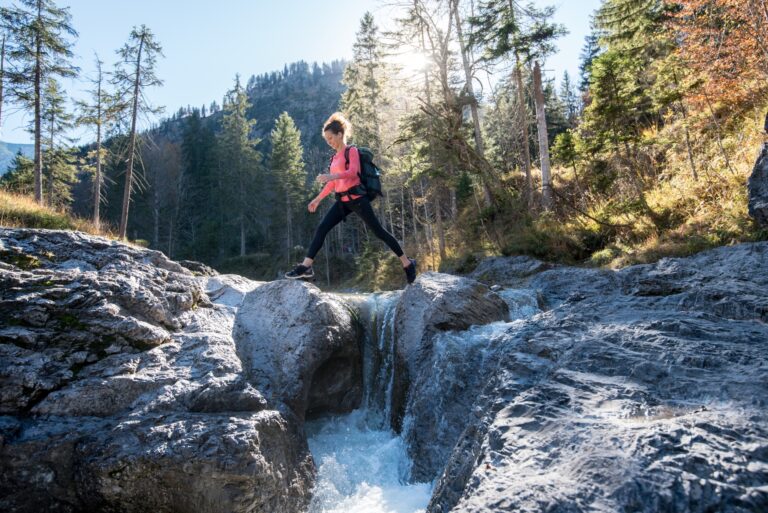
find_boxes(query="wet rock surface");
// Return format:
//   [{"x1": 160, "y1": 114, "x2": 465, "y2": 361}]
[
  {"x1": 234, "y1": 280, "x2": 362, "y2": 420},
  {"x1": 392, "y1": 273, "x2": 509, "y2": 431},
  {"x1": 3, "y1": 228, "x2": 768, "y2": 513},
  {"x1": 418, "y1": 243, "x2": 768, "y2": 512},
  {"x1": 0, "y1": 229, "x2": 318, "y2": 513}
]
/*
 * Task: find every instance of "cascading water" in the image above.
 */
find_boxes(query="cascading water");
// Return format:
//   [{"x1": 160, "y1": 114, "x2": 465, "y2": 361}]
[
  {"x1": 305, "y1": 287, "x2": 542, "y2": 512},
  {"x1": 306, "y1": 292, "x2": 432, "y2": 513}
]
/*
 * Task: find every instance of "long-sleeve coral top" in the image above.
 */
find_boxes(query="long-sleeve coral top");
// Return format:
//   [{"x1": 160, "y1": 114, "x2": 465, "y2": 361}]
[{"x1": 317, "y1": 145, "x2": 363, "y2": 202}]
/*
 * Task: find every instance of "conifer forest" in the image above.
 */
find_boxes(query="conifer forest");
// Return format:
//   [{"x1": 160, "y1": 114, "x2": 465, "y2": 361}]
[{"x1": 1, "y1": 0, "x2": 767, "y2": 289}]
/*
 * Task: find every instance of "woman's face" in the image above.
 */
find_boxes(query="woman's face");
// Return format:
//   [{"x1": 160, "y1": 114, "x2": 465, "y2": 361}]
[{"x1": 323, "y1": 129, "x2": 343, "y2": 148}]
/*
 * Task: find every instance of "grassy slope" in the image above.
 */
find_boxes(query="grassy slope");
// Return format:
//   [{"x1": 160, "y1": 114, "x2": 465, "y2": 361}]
[{"x1": 0, "y1": 190, "x2": 115, "y2": 237}]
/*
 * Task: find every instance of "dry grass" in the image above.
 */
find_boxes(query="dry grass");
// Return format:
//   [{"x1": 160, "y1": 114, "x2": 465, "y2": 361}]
[{"x1": 0, "y1": 190, "x2": 117, "y2": 239}]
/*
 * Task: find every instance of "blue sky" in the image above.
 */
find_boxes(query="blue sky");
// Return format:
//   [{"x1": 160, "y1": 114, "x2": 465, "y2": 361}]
[{"x1": 0, "y1": 0, "x2": 602, "y2": 145}]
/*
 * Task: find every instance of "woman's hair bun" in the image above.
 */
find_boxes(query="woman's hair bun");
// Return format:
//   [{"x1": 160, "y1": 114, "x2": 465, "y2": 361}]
[{"x1": 323, "y1": 112, "x2": 352, "y2": 136}]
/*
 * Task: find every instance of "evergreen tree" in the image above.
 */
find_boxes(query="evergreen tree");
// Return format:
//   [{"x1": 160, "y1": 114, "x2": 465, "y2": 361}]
[
  {"x1": 76, "y1": 54, "x2": 120, "y2": 230},
  {"x1": 180, "y1": 109, "x2": 218, "y2": 261},
  {"x1": 469, "y1": 0, "x2": 566, "y2": 204},
  {"x1": 559, "y1": 70, "x2": 580, "y2": 126},
  {"x1": 0, "y1": 150, "x2": 34, "y2": 194},
  {"x1": 341, "y1": 12, "x2": 385, "y2": 153},
  {"x1": 218, "y1": 75, "x2": 262, "y2": 257},
  {"x1": 112, "y1": 24, "x2": 164, "y2": 239},
  {"x1": 578, "y1": 29, "x2": 600, "y2": 93},
  {"x1": 2, "y1": 0, "x2": 77, "y2": 204},
  {"x1": 41, "y1": 147, "x2": 76, "y2": 207},
  {"x1": 269, "y1": 111, "x2": 306, "y2": 263},
  {"x1": 40, "y1": 77, "x2": 75, "y2": 207}
]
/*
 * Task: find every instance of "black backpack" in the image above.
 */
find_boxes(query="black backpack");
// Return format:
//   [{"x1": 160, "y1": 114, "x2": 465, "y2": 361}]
[{"x1": 336, "y1": 145, "x2": 384, "y2": 201}]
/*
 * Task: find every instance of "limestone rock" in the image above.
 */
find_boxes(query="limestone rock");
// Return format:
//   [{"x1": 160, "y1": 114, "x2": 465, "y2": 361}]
[
  {"x1": 469, "y1": 255, "x2": 554, "y2": 287},
  {"x1": 234, "y1": 280, "x2": 362, "y2": 420},
  {"x1": 392, "y1": 273, "x2": 508, "y2": 431},
  {"x1": 0, "y1": 229, "x2": 314, "y2": 513},
  {"x1": 425, "y1": 242, "x2": 768, "y2": 513}
]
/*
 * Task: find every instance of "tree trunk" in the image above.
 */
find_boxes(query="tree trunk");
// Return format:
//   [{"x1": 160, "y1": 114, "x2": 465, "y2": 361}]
[
  {"x1": 533, "y1": 61, "x2": 553, "y2": 211},
  {"x1": 0, "y1": 35, "x2": 5, "y2": 129},
  {"x1": 240, "y1": 214, "x2": 246, "y2": 257},
  {"x1": 119, "y1": 34, "x2": 145, "y2": 239},
  {"x1": 420, "y1": 178, "x2": 435, "y2": 270},
  {"x1": 94, "y1": 120, "x2": 102, "y2": 229},
  {"x1": 400, "y1": 185, "x2": 406, "y2": 245},
  {"x1": 94, "y1": 64, "x2": 103, "y2": 230},
  {"x1": 152, "y1": 204, "x2": 159, "y2": 248},
  {"x1": 704, "y1": 92, "x2": 736, "y2": 175},
  {"x1": 681, "y1": 104, "x2": 698, "y2": 182},
  {"x1": 286, "y1": 190, "x2": 293, "y2": 263},
  {"x1": 34, "y1": 8, "x2": 43, "y2": 204},
  {"x1": 435, "y1": 189, "x2": 446, "y2": 263},
  {"x1": 46, "y1": 112, "x2": 54, "y2": 206},
  {"x1": 451, "y1": 0, "x2": 493, "y2": 206},
  {"x1": 514, "y1": 55, "x2": 533, "y2": 205}
]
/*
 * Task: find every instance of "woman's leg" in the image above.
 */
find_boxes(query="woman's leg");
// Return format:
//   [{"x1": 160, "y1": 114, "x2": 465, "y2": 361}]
[
  {"x1": 305, "y1": 201, "x2": 348, "y2": 262},
  {"x1": 351, "y1": 198, "x2": 406, "y2": 258}
]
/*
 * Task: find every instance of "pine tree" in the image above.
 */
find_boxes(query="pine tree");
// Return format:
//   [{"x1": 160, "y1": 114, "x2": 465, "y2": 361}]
[
  {"x1": 2, "y1": 0, "x2": 77, "y2": 204},
  {"x1": 112, "y1": 24, "x2": 164, "y2": 240},
  {"x1": 0, "y1": 150, "x2": 34, "y2": 194},
  {"x1": 341, "y1": 12, "x2": 385, "y2": 153},
  {"x1": 40, "y1": 77, "x2": 74, "y2": 207},
  {"x1": 469, "y1": 0, "x2": 566, "y2": 205},
  {"x1": 76, "y1": 54, "x2": 120, "y2": 230},
  {"x1": 270, "y1": 111, "x2": 306, "y2": 263},
  {"x1": 559, "y1": 70, "x2": 580, "y2": 126},
  {"x1": 218, "y1": 75, "x2": 262, "y2": 257},
  {"x1": 579, "y1": 29, "x2": 600, "y2": 93},
  {"x1": 180, "y1": 109, "x2": 218, "y2": 261}
]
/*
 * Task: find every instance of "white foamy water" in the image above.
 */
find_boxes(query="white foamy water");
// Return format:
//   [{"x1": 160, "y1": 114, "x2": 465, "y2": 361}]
[{"x1": 306, "y1": 409, "x2": 432, "y2": 513}]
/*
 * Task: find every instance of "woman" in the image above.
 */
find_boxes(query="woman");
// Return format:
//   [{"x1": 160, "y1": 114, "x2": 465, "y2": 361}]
[{"x1": 286, "y1": 112, "x2": 417, "y2": 284}]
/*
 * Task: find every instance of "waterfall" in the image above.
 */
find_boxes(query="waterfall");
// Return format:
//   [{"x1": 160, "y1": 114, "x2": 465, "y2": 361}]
[{"x1": 306, "y1": 292, "x2": 431, "y2": 513}]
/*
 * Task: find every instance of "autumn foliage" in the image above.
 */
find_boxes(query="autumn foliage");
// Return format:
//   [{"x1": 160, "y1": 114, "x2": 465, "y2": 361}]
[{"x1": 673, "y1": 0, "x2": 768, "y2": 112}]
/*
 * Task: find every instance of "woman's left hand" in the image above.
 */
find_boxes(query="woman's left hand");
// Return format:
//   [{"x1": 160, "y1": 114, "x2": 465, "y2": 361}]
[{"x1": 316, "y1": 173, "x2": 335, "y2": 184}]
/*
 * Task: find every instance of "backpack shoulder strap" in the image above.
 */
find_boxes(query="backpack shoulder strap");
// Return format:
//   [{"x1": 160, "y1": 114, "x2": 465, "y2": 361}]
[{"x1": 344, "y1": 145, "x2": 353, "y2": 170}]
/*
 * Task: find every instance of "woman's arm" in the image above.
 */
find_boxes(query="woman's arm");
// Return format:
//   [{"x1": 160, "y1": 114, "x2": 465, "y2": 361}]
[
  {"x1": 316, "y1": 146, "x2": 361, "y2": 182},
  {"x1": 309, "y1": 181, "x2": 334, "y2": 212}
]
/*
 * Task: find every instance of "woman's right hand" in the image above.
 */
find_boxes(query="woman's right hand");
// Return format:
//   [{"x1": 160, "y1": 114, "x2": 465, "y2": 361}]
[{"x1": 308, "y1": 199, "x2": 320, "y2": 213}]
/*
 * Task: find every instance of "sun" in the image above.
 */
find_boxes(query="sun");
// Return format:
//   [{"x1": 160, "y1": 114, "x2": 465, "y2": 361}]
[{"x1": 388, "y1": 49, "x2": 431, "y2": 78}]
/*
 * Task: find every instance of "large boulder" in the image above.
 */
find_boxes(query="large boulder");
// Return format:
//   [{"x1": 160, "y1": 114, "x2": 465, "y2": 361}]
[
  {"x1": 392, "y1": 273, "x2": 508, "y2": 432},
  {"x1": 0, "y1": 229, "x2": 314, "y2": 513},
  {"x1": 233, "y1": 279, "x2": 362, "y2": 420},
  {"x1": 748, "y1": 142, "x2": 768, "y2": 226},
  {"x1": 426, "y1": 242, "x2": 768, "y2": 513},
  {"x1": 469, "y1": 255, "x2": 554, "y2": 287}
]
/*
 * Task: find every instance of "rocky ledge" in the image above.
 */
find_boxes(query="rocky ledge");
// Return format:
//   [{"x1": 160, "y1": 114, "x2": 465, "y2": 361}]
[
  {"x1": 410, "y1": 244, "x2": 768, "y2": 512},
  {"x1": 0, "y1": 228, "x2": 362, "y2": 513}
]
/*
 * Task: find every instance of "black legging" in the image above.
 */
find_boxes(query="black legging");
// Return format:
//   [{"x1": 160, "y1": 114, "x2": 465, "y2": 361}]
[{"x1": 307, "y1": 197, "x2": 404, "y2": 259}]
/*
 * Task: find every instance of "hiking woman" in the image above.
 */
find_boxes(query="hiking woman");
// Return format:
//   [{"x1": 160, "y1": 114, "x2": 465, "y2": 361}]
[{"x1": 286, "y1": 112, "x2": 417, "y2": 284}]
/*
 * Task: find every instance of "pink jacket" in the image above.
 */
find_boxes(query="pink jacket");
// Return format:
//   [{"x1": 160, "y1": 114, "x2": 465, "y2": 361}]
[{"x1": 318, "y1": 146, "x2": 363, "y2": 202}]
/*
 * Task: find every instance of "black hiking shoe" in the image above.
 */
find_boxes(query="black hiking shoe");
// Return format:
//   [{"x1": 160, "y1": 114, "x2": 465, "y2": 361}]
[
  {"x1": 404, "y1": 258, "x2": 417, "y2": 284},
  {"x1": 285, "y1": 264, "x2": 314, "y2": 280}
]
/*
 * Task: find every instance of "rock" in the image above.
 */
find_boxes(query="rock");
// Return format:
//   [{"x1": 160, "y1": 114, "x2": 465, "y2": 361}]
[
  {"x1": 0, "y1": 229, "x2": 314, "y2": 513},
  {"x1": 748, "y1": 143, "x2": 768, "y2": 226},
  {"x1": 469, "y1": 255, "x2": 554, "y2": 286},
  {"x1": 392, "y1": 273, "x2": 508, "y2": 432},
  {"x1": 233, "y1": 279, "x2": 362, "y2": 420},
  {"x1": 179, "y1": 259, "x2": 219, "y2": 277},
  {"x1": 425, "y1": 242, "x2": 768, "y2": 513}
]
